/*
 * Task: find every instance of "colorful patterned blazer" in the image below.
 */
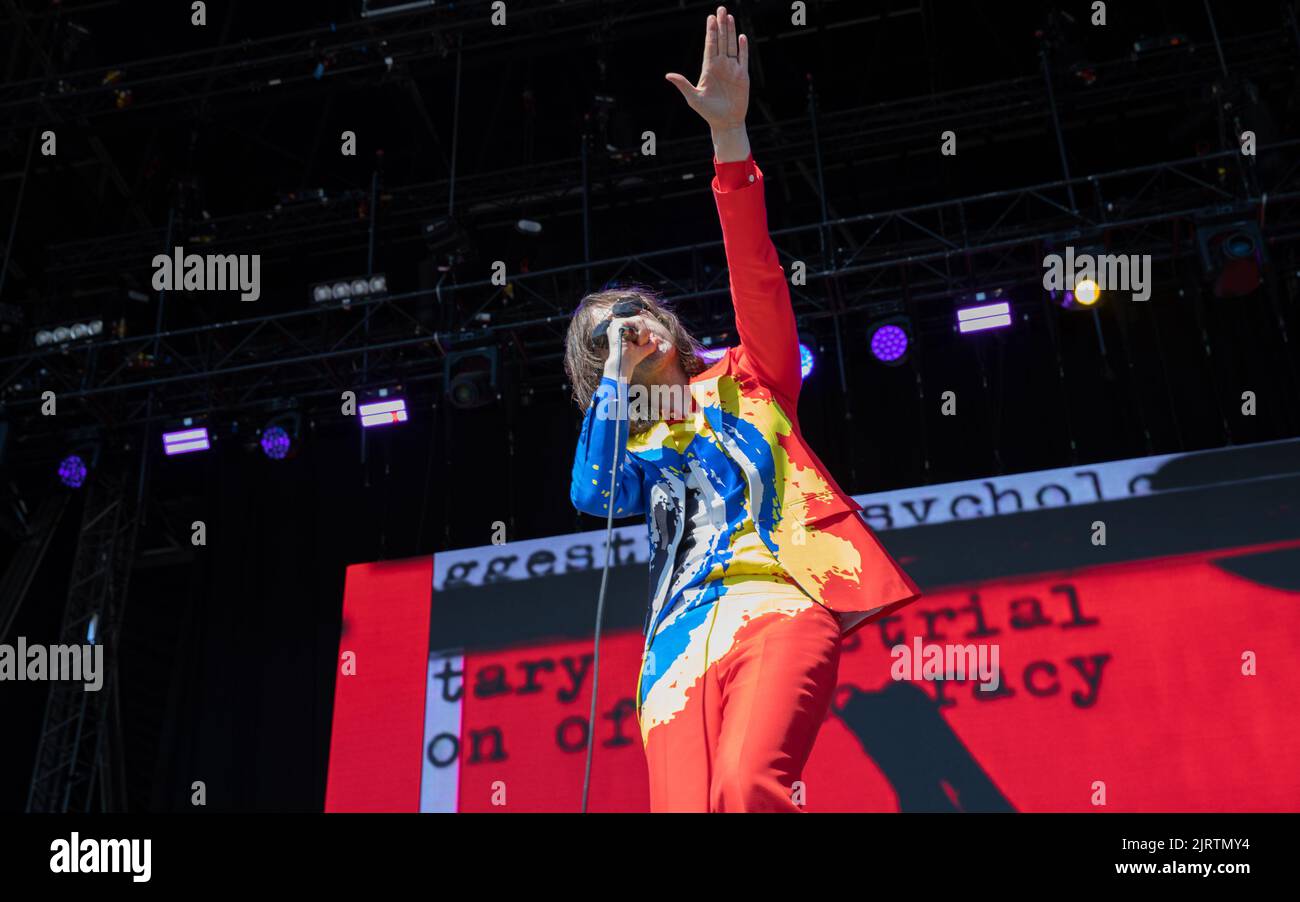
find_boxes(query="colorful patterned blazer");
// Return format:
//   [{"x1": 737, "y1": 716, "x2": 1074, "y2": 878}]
[{"x1": 570, "y1": 153, "x2": 920, "y2": 639}]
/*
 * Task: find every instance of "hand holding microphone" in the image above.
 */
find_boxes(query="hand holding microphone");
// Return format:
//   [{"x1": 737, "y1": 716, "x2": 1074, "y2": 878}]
[
  {"x1": 602, "y1": 316, "x2": 664, "y2": 380},
  {"x1": 590, "y1": 296, "x2": 671, "y2": 379}
]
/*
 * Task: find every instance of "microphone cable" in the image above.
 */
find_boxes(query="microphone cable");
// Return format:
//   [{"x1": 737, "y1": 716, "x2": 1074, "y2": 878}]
[{"x1": 580, "y1": 327, "x2": 632, "y2": 813}]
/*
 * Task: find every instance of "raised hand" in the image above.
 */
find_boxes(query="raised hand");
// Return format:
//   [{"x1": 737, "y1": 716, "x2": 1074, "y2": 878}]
[{"x1": 665, "y1": 5, "x2": 749, "y2": 131}]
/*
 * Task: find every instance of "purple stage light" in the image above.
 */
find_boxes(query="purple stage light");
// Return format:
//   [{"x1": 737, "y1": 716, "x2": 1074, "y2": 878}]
[
  {"x1": 870, "y1": 324, "x2": 909, "y2": 364},
  {"x1": 163, "y1": 426, "x2": 211, "y2": 456},
  {"x1": 956, "y1": 301, "x2": 1012, "y2": 333},
  {"x1": 58, "y1": 454, "x2": 88, "y2": 488},
  {"x1": 359, "y1": 397, "x2": 408, "y2": 428},
  {"x1": 260, "y1": 425, "x2": 292, "y2": 460},
  {"x1": 697, "y1": 346, "x2": 729, "y2": 363}
]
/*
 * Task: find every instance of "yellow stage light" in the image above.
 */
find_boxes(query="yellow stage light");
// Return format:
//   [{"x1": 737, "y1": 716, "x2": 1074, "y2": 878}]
[{"x1": 1074, "y1": 278, "x2": 1100, "y2": 305}]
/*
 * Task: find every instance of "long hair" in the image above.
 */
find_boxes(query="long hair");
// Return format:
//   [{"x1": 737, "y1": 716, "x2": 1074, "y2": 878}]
[{"x1": 564, "y1": 286, "x2": 709, "y2": 436}]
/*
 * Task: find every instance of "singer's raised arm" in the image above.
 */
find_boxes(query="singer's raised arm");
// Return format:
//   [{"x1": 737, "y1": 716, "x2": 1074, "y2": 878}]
[
  {"x1": 665, "y1": 6, "x2": 801, "y2": 407},
  {"x1": 710, "y1": 147, "x2": 803, "y2": 407}
]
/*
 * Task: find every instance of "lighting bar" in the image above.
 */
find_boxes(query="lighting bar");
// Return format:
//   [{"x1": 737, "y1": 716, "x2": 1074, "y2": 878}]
[
  {"x1": 310, "y1": 273, "x2": 388, "y2": 306},
  {"x1": 359, "y1": 398, "x2": 408, "y2": 428},
  {"x1": 956, "y1": 301, "x2": 1012, "y2": 333},
  {"x1": 34, "y1": 318, "x2": 105, "y2": 347},
  {"x1": 162, "y1": 426, "x2": 211, "y2": 455}
]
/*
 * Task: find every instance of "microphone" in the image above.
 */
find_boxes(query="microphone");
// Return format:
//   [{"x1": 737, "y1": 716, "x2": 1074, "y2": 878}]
[{"x1": 590, "y1": 296, "x2": 649, "y2": 349}]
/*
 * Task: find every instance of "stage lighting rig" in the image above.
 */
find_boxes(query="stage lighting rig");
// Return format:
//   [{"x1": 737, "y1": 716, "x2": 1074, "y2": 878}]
[
  {"x1": 956, "y1": 290, "x2": 1013, "y2": 334},
  {"x1": 258, "y1": 412, "x2": 303, "y2": 461},
  {"x1": 445, "y1": 348, "x2": 499, "y2": 409},
  {"x1": 310, "y1": 273, "x2": 388, "y2": 308},
  {"x1": 33, "y1": 318, "x2": 106, "y2": 348},
  {"x1": 1048, "y1": 245, "x2": 1107, "y2": 310},
  {"x1": 867, "y1": 316, "x2": 913, "y2": 366},
  {"x1": 56, "y1": 432, "x2": 101, "y2": 489},
  {"x1": 359, "y1": 389, "x2": 409, "y2": 428},
  {"x1": 162, "y1": 420, "x2": 211, "y2": 456},
  {"x1": 1197, "y1": 222, "x2": 1265, "y2": 299}
]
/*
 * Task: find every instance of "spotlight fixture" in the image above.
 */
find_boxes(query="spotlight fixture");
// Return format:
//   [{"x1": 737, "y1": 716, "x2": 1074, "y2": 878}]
[
  {"x1": 956, "y1": 291, "x2": 1013, "y2": 333},
  {"x1": 445, "y1": 348, "x2": 499, "y2": 409},
  {"x1": 54, "y1": 436, "x2": 100, "y2": 489},
  {"x1": 309, "y1": 273, "x2": 388, "y2": 306},
  {"x1": 260, "y1": 426, "x2": 291, "y2": 460},
  {"x1": 1050, "y1": 275, "x2": 1102, "y2": 310},
  {"x1": 258, "y1": 412, "x2": 302, "y2": 461},
  {"x1": 1048, "y1": 245, "x2": 1107, "y2": 310},
  {"x1": 1073, "y1": 278, "x2": 1101, "y2": 306},
  {"x1": 58, "y1": 454, "x2": 88, "y2": 489},
  {"x1": 162, "y1": 422, "x2": 211, "y2": 456},
  {"x1": 359, "y1": 390, "x2": 409, "y2": 428},
  {"x1": 1197, "y1": 222, "x2": 1265, "y2": 299},
  {"x1": 867, "y1": 317, "x2": 912, "y2": 366}
]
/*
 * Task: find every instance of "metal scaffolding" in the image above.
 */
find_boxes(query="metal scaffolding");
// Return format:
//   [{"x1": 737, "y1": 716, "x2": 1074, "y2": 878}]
[
  {"x1": 25, "y1": 465, "x2": 140, "y2": 812},
  {"x1": 3, "y1": 140, "x2": 1299, "y2": 445}
]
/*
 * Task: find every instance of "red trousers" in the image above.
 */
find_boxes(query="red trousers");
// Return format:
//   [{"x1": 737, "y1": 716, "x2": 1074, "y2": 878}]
[{"x1": 638, "y1": 584, "x2": 842, "y2": 812}]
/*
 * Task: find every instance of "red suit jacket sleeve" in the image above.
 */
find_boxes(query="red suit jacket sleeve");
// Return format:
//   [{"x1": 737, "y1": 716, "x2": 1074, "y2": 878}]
[{"x1": 711, "y1": 153, "x2": 803, "y2": 409}]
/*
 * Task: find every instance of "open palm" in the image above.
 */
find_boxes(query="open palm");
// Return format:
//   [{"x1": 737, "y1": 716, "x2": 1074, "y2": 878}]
[{"x1": 665, "y1": 5, "x2": 750, "y2": 131}]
